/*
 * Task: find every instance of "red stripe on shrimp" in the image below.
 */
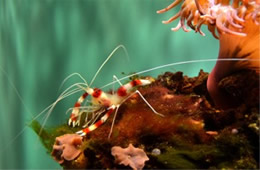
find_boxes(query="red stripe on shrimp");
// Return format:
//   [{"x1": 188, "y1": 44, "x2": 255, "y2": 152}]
[
  {"x1": 74, "y1": 93, "x2": 88, "y2": 108},
  {"x1": 82, "y1": 92, "x2": 88, "y2": 98},
  {"x1": 130, "y1": 79, "x2": 142, "y2": 87},
  {"x1": 74, "y1": 102, "x2": 80, "y2": 107},
  {"x1": 117, "y1": 86, "x2": 127, "y2": 96},
  {"x1": 83, "y1": 128, "x2": 90, "y2": 134},
  {"x1": 78, "y1": 107, "x2": 115, "y2": 136},
  {"x1": 95, "y1": 120, "x2": 103, "y2": 127},
  {"x1": 69, "y1": 92, "x2": 89, "y2": 126},
  {"x1": 93, "y1": 88, "x2": 102, "y2": 98},
  {"x1": 70, "y1": 114, "x2": 77, "y2": 121}
]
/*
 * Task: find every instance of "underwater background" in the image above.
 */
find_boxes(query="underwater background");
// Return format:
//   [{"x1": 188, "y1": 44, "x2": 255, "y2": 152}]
[{"x1": 0, "y1": 0, "x2": 218, "y2": 168}]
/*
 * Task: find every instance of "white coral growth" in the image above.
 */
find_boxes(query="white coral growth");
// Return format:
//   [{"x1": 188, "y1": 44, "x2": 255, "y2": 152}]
[{"x1": 111, "y1": 144, "x2": 149, "y2": 170}]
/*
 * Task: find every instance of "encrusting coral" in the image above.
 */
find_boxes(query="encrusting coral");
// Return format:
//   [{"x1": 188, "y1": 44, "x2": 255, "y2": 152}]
[
  {"x1": 51, "y1": 134, "x2": 83, "y2": 164},
  {"x1": 111, "y1": 144, "x2": 149, "y2": 170}
]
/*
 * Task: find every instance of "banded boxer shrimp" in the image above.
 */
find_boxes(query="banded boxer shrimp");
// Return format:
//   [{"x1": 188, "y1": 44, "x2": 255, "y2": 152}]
[
  {"x1": 37, "y1": 44, "x2": 164, "y2": 140},
  {"x1": 2, "y1": 46, "x2": 258, "y2": 156},
  {"x1": 41, "y1": 54, "x2": 259, "y2": 141}
]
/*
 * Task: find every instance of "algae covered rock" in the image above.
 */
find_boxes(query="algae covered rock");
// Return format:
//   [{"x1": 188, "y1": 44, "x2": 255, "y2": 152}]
[{"x1": 31, "y1": 70, "x2": 259, "y2": 169}]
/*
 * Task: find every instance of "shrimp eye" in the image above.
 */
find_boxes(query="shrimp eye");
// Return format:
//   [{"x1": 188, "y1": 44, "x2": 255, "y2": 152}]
[{"x1": 93, "y1": 88, "x2": 102, "y2": 98}]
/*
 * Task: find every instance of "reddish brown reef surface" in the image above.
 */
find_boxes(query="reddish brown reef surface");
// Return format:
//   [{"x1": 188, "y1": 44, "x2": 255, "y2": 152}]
[{"x1": 32, "y1": 70, "x2": 259, "y2": 169}]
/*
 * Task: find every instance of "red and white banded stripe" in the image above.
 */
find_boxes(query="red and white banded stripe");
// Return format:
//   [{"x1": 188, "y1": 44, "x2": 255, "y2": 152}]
[
  {"x1": 117, "y1": 79, "x2": 151, "y2": 97},
  {"x1": 76, "y1": 105, "x2": 116, "y2": 136},
  {"x1": 68, "y1": 92, "x2": 88, "y2": 126},
  {"x1": 69, "y1": 79, "x2": 153, "y2": 136}
]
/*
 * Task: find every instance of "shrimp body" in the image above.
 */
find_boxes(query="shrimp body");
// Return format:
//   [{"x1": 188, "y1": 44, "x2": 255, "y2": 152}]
[{"x1": 68, "y1": 79, "x2": 154, "y2": 137}]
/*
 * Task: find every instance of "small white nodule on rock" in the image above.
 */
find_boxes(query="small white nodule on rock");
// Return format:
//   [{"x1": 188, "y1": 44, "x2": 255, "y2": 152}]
[
  {"x1": 151, "y1": 148, "x2": 161, "y2": 156},
  {"x1": 231, "y1": 128, "x2": 238, "y2": 134},
  {"x1": 111, "y1": 144, "x2": 149, "y2": 170}
]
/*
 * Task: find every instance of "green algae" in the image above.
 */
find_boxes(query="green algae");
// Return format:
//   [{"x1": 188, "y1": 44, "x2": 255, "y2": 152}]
[
  {"x1": 155, "y1": 145, "x2": 222, "y2": 169},
  {"x1": 157, "y1": 147, "x2": 198, "y2": 169},
  {"x1": 153, "y1": 134, "x2": 255, "y2": 169},
  {"x1": 29, "y1": 120, "x2": 53, "y2": 153},
  {"x1": 29, "y1": 119, "x2": 80, "y2": 153}
]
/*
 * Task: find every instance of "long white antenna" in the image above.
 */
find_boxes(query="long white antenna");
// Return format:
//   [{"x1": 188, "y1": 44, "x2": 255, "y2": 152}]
[
  {"x1": 89, "y1": 45, "x2": 129, "y2": 87},
  {"x1": 58, "y1": 72, "x2": 88, "y2": 93},
  {"x1": 100, "y1": 58, "x2": 259, "y2": 89}
]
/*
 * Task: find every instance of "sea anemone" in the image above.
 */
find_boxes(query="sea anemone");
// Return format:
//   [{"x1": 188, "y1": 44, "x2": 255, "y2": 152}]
[
  {"x1": 158, "y1": 0, "x2": 260, "y2": 108},
  {"x1": 157, "y1": 0, "x2": 259, "y2": 38}
]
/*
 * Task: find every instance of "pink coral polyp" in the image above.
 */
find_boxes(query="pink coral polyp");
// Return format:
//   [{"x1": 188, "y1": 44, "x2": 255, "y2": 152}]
[
  {"x1": 51, "y1": 134, "x2": 83, "y2": 164},
  {"x1": 111, "y1": 144, "x2": 149, "y2": 170}
]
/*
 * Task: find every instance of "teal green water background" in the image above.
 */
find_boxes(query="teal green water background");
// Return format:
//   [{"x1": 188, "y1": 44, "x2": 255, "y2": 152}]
[{"x1": 0, "y1": 0, "x2": 218, "y2": 168}]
